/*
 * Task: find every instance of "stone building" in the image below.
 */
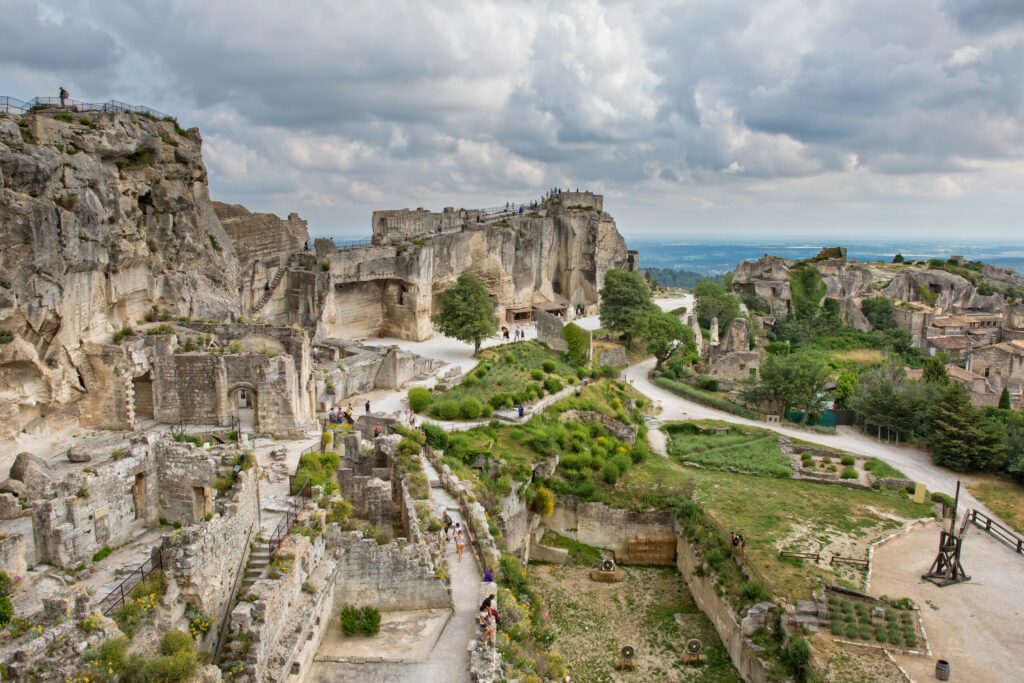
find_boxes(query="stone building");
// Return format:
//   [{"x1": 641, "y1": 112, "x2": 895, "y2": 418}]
[{"x1": 965, "y1": 340, "x2": 1024, "y2": 401}]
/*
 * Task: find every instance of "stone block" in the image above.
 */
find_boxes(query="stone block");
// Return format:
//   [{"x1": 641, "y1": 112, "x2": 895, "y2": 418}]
[
  {"x1": 0, "y1": 534, "x2": 26, "y2": 577},
  {"x1": 590, "y1": 568, "x2": 624, "y2": 583},
  {"x1": 9, "y1": 452, "x2": 51, "y2": 493},
  {"x1": 0, "y1": 490, "x2": 24, "y2": 517},
  {"x1": 66, "y1": 446, "x2": 93, "y2": 463}
]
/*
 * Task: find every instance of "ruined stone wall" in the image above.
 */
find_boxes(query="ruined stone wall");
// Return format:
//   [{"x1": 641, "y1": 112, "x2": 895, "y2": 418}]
[
  {"x1": 155, "y1": 440, "x2": 219, "y2": 526},
  {"x1": 214, "y1": 201, "x2": 307, "y2": 275},
  {"x1": 675, "y1": 522, "x2": 773, "y2": 683},
  {"x1": 33, "y1": 440, "x2": 157, "y2": 567},
  {"x1": 225, "y1": 532, "x2": 330, "y2": 683},
  {"x1": 558, "y1": 410, "x2": 638, "y2": 444},
  {"x1": 163, "y1": 467, "x2": 259, "y2": 625},
  {"x1": 331, "y1": 533, "x2": 449, "y2": 611},
  {"x1": 535, "y1": 309, "x2": 568, "y2": 352},
  {"x1": 78, "y1": 344, "x2": 134, "y2": 430},
  {"x1": 153, "y1": 354, "x2": 229, "y2": 425},
  {"x1": 547, "y1": 498, "x2": 676, "y2": 565}
]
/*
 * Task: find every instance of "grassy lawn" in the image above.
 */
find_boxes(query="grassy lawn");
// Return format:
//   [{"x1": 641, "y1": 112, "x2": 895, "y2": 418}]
[
  {"x1": 967, "y1": 475, "x2": 1024, "y2": 534},
  {"x1": 829, "y1": 348, "x2": 885, "y2": 365},
  {"x1": 430, "y1": 340, "x2": 577, "y2": 418},
  {"x1": 662, "y1": 420, "x2": 791, "y2": 478},
  {"x1": 538, "y1": 530, "x2": 604, "y2": 565},
  {"x1": 610, "y1": 458, "x2": 934, "y2": 602},
  {"x1": 530, "y1": 565, "x2": 740, "y2": 683}
]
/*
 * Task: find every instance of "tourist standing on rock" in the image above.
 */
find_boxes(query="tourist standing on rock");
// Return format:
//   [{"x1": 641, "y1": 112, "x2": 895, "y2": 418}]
[
  {"x1": 518, "y1": 404, "x2": 525, "y2": 419},
  {"x1": 373, "y1": 423, "x2": 382, "y2": 438},
  {"x1": 482, "y1": 566, "x2": 493, "y2": 582},
  {"x1": 364, "y1": 399, "x2": 370, "y2": 414},
  {"x1": 59, "y1": 87, "x2": 69, "y2": 107},
  {"x1": 454, "y1": 524, "x2": 465, "y2": 561}
]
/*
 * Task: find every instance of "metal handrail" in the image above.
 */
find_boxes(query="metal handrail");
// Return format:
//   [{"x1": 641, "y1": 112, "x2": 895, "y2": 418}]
[
  {"x1": 1, "y1": 95, "x2": 173, "y2": 120},
  {"x1": 99, "y1": 546, "x2": 163, "y2": 615},
  {"x1": 267, "y1": 481, "x2": 310, "y2": 554}
]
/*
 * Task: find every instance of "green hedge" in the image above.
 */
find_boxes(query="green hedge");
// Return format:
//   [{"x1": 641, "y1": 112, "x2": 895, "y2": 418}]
[{"x1": 653, "y1": 376, "x2": 760, "y2": 420}]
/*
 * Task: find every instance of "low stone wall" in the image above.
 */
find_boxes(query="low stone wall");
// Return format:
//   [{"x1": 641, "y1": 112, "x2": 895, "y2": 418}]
[
  {"x1": 546, "y1": 497, "x2": 676, "y2": 565},
  {"x1": 535, "y1": 309, "x2": 568, "y2": 352},
  {"x1": 330, "y1": 532, "x2": 449, "y2": 612},
  {"x1": 558, "y1": 409, "x2": 638, "y2": 444},
  {"x1": 163, "y1": 467, "x2": 260, "y2": 629},
  {"x1": 426, "y1": 454, "x2": 501, "y2": 570},
  {"x1": 674, "y1": 522, "x2": 773, "y2": 683},
  {"x1": 224, "y1": 532, "x2": 332, "y2": 683}
]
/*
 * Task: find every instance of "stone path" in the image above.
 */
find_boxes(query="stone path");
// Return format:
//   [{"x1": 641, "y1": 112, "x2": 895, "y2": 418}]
[{"x1": 308, "y1": 459, "x2": 481, "y2": 683}]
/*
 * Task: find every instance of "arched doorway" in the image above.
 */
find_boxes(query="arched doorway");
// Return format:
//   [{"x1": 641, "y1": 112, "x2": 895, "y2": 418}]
[{"x1": 229, "y1": 384, "x2": 258, "y2": 432}]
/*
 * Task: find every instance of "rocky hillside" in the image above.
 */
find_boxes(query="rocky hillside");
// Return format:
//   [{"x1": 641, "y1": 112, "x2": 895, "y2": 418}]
[{"x1": 0, "y1": 110, "x2": 241, "y2": 438}]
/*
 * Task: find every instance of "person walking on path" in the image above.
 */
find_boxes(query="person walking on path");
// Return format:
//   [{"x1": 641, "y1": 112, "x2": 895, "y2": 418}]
[
  {"x1": 59, "y1": 86, "x2": 69, "y2": 108},
  {"x1": 364, "y1": 399, "x2": 370, "y2": 414},
  {"x1": 482, "y1": 567, "x2": 493, "y2": 582},
  {"x1": 443, "y1": 511, "x2": 454, "y2": 541},
  {"x1": 454, "y1": 524, "x2": 466, "y2": 562}
]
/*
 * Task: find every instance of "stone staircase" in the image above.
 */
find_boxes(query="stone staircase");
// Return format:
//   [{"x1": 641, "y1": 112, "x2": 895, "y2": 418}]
[
  {"x1": 239, "y1": 540, "x2": 272, "y2": 594},
  {"x1": 252, "y1": 253, "x2": 301, "y2": 313}
]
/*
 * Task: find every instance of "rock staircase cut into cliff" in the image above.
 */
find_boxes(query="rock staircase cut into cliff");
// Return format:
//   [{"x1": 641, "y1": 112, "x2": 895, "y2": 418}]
[{"x1": 252, "y1": 253, "x2": 301, "y2": 313}]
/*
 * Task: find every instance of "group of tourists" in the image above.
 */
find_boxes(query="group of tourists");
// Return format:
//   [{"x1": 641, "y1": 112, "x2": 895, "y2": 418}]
[
  {"x1": 499, "y1": 326, "x2": 528, "y2": 342},
  {"x1": 327, "y1": 400, "x2": 371, "y2": 425}
]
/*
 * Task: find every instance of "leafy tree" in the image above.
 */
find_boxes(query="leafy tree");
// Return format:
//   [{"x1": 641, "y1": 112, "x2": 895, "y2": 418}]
[
  {"x1": 893, "y1": 253, "x2": 905, "y2": 264},
  {"x1": 922, "y1": 353, "x2": 950, "y2": 384},
  {"x1": 928, "y1": 383, "x2": 1006, "y2": 472},
  {"x1": 833, "y1": 370, "x2": 859, "y2": 409},
  {"x1": 638, "y1": 309, "x2": 696, "y2": 369},
  {"x1": 999, "y1": 386, "x2": 1012, "y2": 410},
  {"x1": 742, "y1": 350, "x2": 830, "y2": 421},
  {"x1": 861, "y1": 297, "x2": 898, "y2": 331},
  {"x1": 562, "y1": 322, "x2": 590, "y2": 366},
  {"x1": 599, "y1": 269, "x2": 656, "y2": 347},
  {"x1": 693, "y1": 279, "x2": 740, "y2": 330},
  {"x1": 849, "y1": 359, "x2": 934, "y2": 441},
  {"x1": 431, "y1": 273, "x2": 497, "y2": 356}
]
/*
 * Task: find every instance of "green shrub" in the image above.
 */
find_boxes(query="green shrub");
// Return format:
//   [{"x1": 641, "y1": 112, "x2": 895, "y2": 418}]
[
  {"x1": 800, "y1": 452, "x2": 813, "y2": 462},
  {"x1": 530, "y1": 486, "x2": 555, "y2": 516},
  {"x1": 292, "y1": 451, "x2": 341, "y2": 495},
  {"x1": 326, "y1": 499, "x2": 353, "y2": 524},
  {"x1": 85, "y1": 637, "x2": 129, "y2": 671},
  {"x1": 147, "y1": 323, "x2": 175, "y2": 336},
  {"x1": 434, "y1": 399, "x2": 460, "y2": 420},
  {"x1": 543, "y1": 377, "x2": 563, "y2": 394},
  {"x1": 780, "y1": 636, "x2": 812, "y2": 680},
  {"x1": 480, "y1": 404, "x2": 493, "y2": 417},
  {"x1": 0, "y1": 596, "x2": 12, "y2": 627},
  {"x1": 931, "y1": 491, "x2": 955, "y2": 507},
  {"x1": 408, "y1": 387, "x2": 433, "y2": 413},
  {"x1": 459, "y1": 397, "x2": 483, "y2": 419},
  {"x1": 903, "y1": 631, "x2": 917, "y2": 647},
  {"x1": 652, "y1": 377, "x2": 760, "y2": 419},
  {"x1": 422, "y1": 422, "x2": 448, "y2": 450},
  {"x1": 840, "y1": 467, "x2": 858, "y2": 479},
  {"x1": 562, "y1": 322, "x2": 591, "y2": 365},
  {"x1": 697, "y1": 376, "x2": 719, "y2": 391},
  {"x1": 93, "y1": 546, "x2": 114, "y2": 562},
  {"x1": 840, "y1": 455, "x2": 855, "y2": 466},
  {"x1": 845, "y1": 623, "x2": 859, "y2": 639},
  {"x1": 489, "y1": 394, "x2": 510, "y2": 410},
  {"x1": 112, "y1": 325, "x2": 134, "y2": 344},
  {"x1": 542, "y1": 360, "x2": 557, "y2": 373},
  {"x1": 875, "y1": 627, "x2": 887, "y2": 642},
  {"x1": 531, "y1": 369, "x2": 544, "y2": 381},
  {"x1": 119, "y1": 651, "x2": 198, "y2": 682},
  {"x1": 740, "y1": 580, "x2": 770, "y2": 603},
  {"x1": 840, "y1": 601, "x2": 852, "y2": 613},
  {"x1": 602, "y1": 461, "x2": 620, "y2": 484},
  {"x1": 360, "y1": 606, "x2": 381, "y2": 635},
  {"x1": 160, "y1": 629, "x2": 195, "y2": 656},
  {"x1": 340, "y1": 606, "x2": 361, "y2": 636},
  {"x1": 831, "y1": 621, "x2": 845, "y2": 636},
  {"x1": 462, "y1": 375, "x2": 479, "y2": 387},
  {"x1": 339, "y1": 604, "x2": 381, "y2": 636}
]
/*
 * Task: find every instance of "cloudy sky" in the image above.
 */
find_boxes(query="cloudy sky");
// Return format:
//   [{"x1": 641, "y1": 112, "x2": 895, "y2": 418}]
[{"x1": 2, "y1": 0, "x2": 1023, "y2": 241}]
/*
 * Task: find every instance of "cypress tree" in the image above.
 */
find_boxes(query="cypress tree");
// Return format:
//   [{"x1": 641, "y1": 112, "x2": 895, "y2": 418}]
[
  {"x1": 927, "y1": 383, "x2": 979, "y2": 471},
  {"x1": 999, "y1": 386, "x2": 1012, "y2": 410}
]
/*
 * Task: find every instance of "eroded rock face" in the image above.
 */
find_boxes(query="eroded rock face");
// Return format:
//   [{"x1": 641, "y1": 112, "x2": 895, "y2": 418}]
[
  {"x1": 0, "y1": 111, "x2": 241, "y2": 435},
  {"x1": 880, "y1": 269, "x2": 1002, "y2": 313}
]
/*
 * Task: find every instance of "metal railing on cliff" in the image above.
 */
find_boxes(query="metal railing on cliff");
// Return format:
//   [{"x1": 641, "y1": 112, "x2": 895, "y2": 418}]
[{"x1": 1, "y1": 96, "x2": 174, "y2": 121}]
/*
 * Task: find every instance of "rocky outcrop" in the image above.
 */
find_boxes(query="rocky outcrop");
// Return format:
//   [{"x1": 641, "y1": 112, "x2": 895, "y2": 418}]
[
  {"x1": 0, "y1": 110, "x2": 241, "y2": 436},
  {"x1": 880, "y1": 269, "x2": 1002, "y2": 313},
  {"x1": 316, "y1": 192, "x2": 631, "y2": 340}
]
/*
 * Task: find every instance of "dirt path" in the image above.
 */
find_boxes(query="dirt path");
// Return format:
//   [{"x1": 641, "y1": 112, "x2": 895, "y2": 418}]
[{"x1": 870, "y1": 520, "x2": 1024, "y2": 683}]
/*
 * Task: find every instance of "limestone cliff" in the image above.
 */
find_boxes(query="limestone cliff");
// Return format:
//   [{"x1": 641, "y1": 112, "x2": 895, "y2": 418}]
[
  {"x1": 0, "y1": 110, "x2": 240, "y2": 437},
  {"x1": 315, "y1": 192, "x2": 630, "y2": 340}
]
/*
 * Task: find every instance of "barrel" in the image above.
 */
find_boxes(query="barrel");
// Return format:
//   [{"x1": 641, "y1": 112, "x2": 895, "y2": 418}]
[{"x1": 935, "y1": 659, "x2": 950, "y2": 681}]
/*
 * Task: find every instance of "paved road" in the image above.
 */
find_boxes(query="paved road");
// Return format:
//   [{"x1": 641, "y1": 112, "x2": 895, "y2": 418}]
[{"x1": 624, "y1": 357, "x2": 997, "y2": 521}]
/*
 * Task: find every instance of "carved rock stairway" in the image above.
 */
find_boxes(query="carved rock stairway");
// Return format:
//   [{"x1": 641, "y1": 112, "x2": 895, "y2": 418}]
[
  {"x1": 252, "y1": 253, "x2": 301, "y2": 313},
  {"x1": 240, "y1": 542, "x2": 271, "y2": 594}
]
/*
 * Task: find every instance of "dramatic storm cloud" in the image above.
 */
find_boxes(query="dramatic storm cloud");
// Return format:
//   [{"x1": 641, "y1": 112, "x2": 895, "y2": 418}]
[{"x1": 1, "y1": 0, "x2": 1022, "y2": 239}]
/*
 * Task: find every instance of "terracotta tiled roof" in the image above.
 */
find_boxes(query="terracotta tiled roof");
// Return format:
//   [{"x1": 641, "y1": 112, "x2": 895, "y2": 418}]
[{"x1": 928, "y1": 335, "x2": 971, "y2": 350}]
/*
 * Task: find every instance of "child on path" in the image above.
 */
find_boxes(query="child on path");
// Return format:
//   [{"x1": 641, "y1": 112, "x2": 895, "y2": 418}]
[{"x1": 454, "y1": 524, "x2": 466, "y2": 562}]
